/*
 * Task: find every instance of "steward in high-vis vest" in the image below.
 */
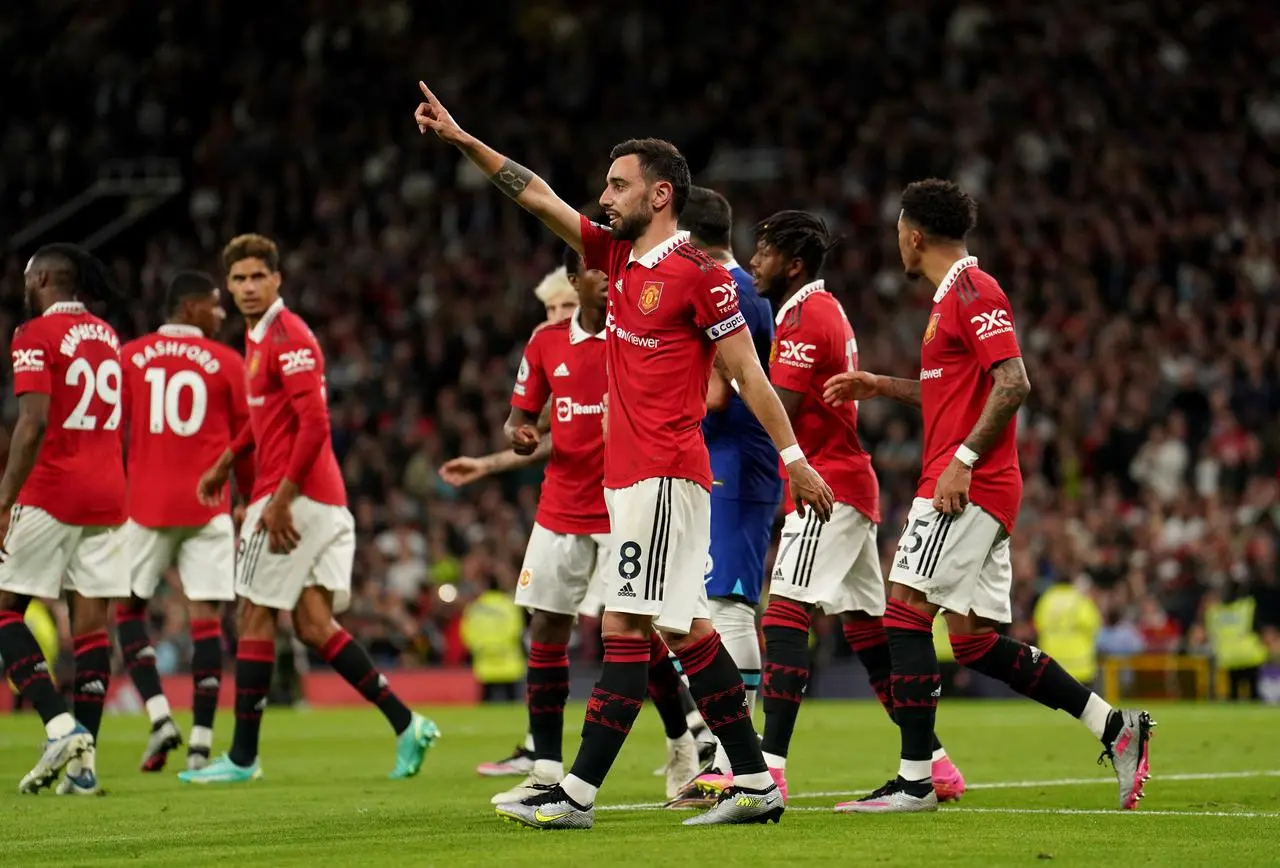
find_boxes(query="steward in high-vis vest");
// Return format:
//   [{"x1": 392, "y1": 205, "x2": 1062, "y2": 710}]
[{"x1": 1206, "y1": 595, "x2": 1267, "y2": 701}]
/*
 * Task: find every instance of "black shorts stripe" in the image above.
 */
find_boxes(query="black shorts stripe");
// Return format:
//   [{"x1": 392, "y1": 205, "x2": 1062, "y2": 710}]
[
  {"x1": 796, "y1": 511, "x2": 823, "y2": 588},
  {"x1": 787, "y1": 512, "x2": 813, "y2": 586},
  {"x1": 644, "y1": 479, "x2": 672, "y2": 602},
  {"x1": 237, "y1": 527, "x2": 268, "y2": 589},
  {"x1": 918, "y1": 515, "x2": 952, "y2": 579},
  {"x1": 924, "y1": 517, "x2": 954, "y2": 578},
  {"x1": 655, "y1": 480, "x2": 673, "y2": 602},
  {"x1": 4, "y1": 505, "x2": 22, "y2": 549}
]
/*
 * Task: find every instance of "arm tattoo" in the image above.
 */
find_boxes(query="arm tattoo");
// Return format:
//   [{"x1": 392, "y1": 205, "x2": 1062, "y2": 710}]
[
  {"x1": 490, "y1": 159, "x2": 533, "y2": 199},
  {"x1": 963, "y1": 358, "x2": 1031, "y2": 455},
  {"x1": 878, "y1": 376, "x2": 922, "y2": 408}
]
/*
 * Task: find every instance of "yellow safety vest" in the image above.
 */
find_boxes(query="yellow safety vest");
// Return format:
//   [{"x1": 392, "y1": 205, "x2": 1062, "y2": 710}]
[
  {"x1": 1033, "y1": 585, "x2": 1101, "y2": 683},
  {"x1": 1206, "y1": 597, "x2": 1267, "y2": 671},
  {"x1": 459, "y1": 590, "x2": 527, "y2": 684}
]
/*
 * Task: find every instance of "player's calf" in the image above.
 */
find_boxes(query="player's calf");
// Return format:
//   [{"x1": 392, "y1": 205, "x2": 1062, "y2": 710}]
[
  {"x1": 759, "y1": 597, "x2": 811, "y2": 772},
  {"x1": 843, "y1": 613, "x2": 962, "y2": 800},
  {"x1": 0, "y1": 604, "x2": 79, "y2": 741},
  {"x1": 647, "y1": 633, "x2": 700, "y2": 799},
  {"x1": 69, "y1": 595, "x2": 112, "y2": 744},
  {"x1": 116, "y1": 600, "x2": 183, "y2": 771},
  {"x1": 188, "y1": 607, "x2": 225, "y2": 767}
]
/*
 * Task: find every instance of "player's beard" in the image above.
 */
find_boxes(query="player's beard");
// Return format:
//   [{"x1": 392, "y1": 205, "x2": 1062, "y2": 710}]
[
  {"x1": 610, "y1": 205, "x2": 652, "y2": 243},
  {"x1": 757, "y1": 271, "x2": 789, "y2": 300},
  {"x1": 23, "y1": 289, "x2": 37, "y2": 319}
]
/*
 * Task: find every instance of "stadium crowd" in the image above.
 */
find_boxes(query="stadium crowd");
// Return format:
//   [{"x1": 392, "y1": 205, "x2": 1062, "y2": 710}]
[{"x1": 2, "y1": 0, "x2": 1278, "y2": 676}]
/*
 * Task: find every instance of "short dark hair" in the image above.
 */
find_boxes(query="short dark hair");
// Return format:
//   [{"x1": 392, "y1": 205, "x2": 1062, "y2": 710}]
[
  {"x1": 608, "y1": 138, "x2": 691, "y2": 215},
  {"x1": 561, "y1": 244, "x2": 582, "y2": 276},
  {"x1": 31, "y1": 243, "x2": 121, "y2": 303},
  {"x1": 899, "y1": 179, "x2": 977, "y2": 241},
  {"x1": 679, "y1": 186, "x2": 732, "y2": 248},
  {"x1": 753, "y1": 210, "x2": 835, "y2": 279},
  {"x1": 166, "y1": 270, "x2": 218, "y2": 318},
  {"x1": 221, "y1": 233, "x2": 280, "y2": 273}
]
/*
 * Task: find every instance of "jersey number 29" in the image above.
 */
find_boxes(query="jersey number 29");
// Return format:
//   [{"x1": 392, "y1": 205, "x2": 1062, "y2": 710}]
[
  {"x1": 64, "y1": 358, "x2": 122, "y2": 431},
  {"x1": 144, "y1": 368, "x2": 208, "y2": 437}
]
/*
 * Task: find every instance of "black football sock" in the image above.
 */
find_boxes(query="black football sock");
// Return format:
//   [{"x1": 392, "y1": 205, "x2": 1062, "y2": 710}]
[
  {"x1": 72, "y1": 630, "x2": 111, "y2": 740},
  {"x1": 190, "y1": 618, "x2": 224, "y2": 755},
  {"x1": 674, "y1": 668, "x2": 710, "y2": 739},
  {"x1": 951, "y1": 631, "x2": 1091, "y2": 717},
  {"x1": 677, "y1": 632, "x2": 768, "y2": 782},
  {"x1": 646, "y1": 634, "x2": 690, "y2": 739},
  {"x1": 567, "y1": 634, "x2": 649, "y2": 790},
  {"x1": 526, "y1": 641, "x2": 570, "y2": 763},
  {"x1": 846, "y1": 618, "x2": 943, "y2": 754},
  {"x1": 228, "y1": 638, "x2": 274, "y2": 767},
  {"x1": 0, "y1": 609, "x2": 69, "y2": 726},
  {"x1": 760, "y1": 598, "x2": 811, "y2": 761},
  {"x1": 885, "y1": 599, "x2": 939, "y2": 793},
  {"x1": 320, "y1": 630, "x2": 413, "y2": 735},
  {"x1": 116, "y1": 608, "x2": 165, "y2": 709}
]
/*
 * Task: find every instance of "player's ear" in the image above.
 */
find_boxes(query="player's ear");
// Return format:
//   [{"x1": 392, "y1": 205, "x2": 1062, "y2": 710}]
[{"x1": 651, "y1": 180, "x2": 672, "y2": 211}]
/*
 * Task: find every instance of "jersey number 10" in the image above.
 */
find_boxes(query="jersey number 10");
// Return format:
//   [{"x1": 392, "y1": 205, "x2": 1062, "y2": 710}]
[{"x1": 144, "y1": 368, "x2": 207, "y2": 437}]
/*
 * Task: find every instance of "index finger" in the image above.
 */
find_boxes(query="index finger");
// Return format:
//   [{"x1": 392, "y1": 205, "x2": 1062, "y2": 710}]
[{"x1": 418, "y1": 81, "x2": 443, "y2": 109}]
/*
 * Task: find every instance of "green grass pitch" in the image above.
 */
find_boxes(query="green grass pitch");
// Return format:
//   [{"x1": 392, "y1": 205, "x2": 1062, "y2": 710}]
[{"x1": 3, "y1": 700, "x2": 1277, "y2": 866}]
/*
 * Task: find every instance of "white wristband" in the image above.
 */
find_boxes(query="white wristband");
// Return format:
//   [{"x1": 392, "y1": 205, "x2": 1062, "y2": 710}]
[
  {"x1": 955, "y1": 445, "x2": 979, "y2": 467},
  {"x1": 780, "y1": 444, "x2": 805, "y2": 465}
]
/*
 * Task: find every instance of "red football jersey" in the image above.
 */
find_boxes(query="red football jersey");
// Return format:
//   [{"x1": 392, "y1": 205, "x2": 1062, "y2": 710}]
[
  {"x1": 917, "y1": 257, "x2": 1023, "y2": 531},
  {"x1": 580, "y1": 216, "x2": 747, "y2": 491},
  {"x1": 510, "y1": 311, "x2": 609, "y2": 535},
  {"x1": 122, "y1": 324, "x2": 249, "y2": 527},
  {"x1": 9, "y1": 302, "x2": 126, "y2": 526},
  {"x1": 770, "y1": 281, "x2": 880, "y2": 523},
  {"x1": 243, "y1": 299, "x2": 345, "y2": 507}
]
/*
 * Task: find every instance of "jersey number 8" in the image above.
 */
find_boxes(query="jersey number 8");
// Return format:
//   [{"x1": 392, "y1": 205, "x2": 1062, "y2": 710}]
[
  {"x1": 63, "y1": 358, "x2": 122, "y2": 431},
  {"x1": 144, "y1": 368, "x2": 208, "y2": 437}
]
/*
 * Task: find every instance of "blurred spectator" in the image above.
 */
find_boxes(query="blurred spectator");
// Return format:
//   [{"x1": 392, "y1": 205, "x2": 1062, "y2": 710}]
[{"x1": 460, "y1": 575, "x2": 525, "y2": 702}]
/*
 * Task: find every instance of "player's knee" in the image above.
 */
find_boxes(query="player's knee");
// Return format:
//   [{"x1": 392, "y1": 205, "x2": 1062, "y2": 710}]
[
  {"x1": 761, "y1": 596, "x2": 813, "y2": 632},
  {"x1": 663, "y1": 617, "x2": 714, "y2": 653},
  {"x1": 0, "y1": 592, "x2": 30, "y2": 615},
  {"x1": 188, "y1": 599, "x2": 221, "y2": 623},
  {"x1": 236, "y1": 599, "x2": 276, "y2": 640},
  {"x1": 888, "y1": 581, "x2": 931, "y2": 607},
  {"x1": 69, "y1": 595, "x2": 109, "y2": 634},
  {"x1": 528, "y1": 610, "x2": 573, "y2": 645},
  {"x1": 600, "y1": 609, "x2": 649, "y2": 639}
]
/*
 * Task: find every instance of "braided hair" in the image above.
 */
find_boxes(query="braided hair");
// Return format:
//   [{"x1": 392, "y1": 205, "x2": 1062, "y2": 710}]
[{"x1": 753, "y1": 210, "x2": 837, "y2": 280}]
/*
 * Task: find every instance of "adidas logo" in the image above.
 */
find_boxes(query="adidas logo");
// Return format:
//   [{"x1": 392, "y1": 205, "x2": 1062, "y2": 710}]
[
  {"x1": 614, "y1": 278, "x2": 623, "y2": 292},
  {"x1": 80, "y1": 680, "x2": 106, "y2": 695},
  {"x1": 896, "y1": 555, "x2": 910, "y2": 570},
  {"x1": 930, "y1": 685, "x2": 942, "y2": 699},
  {"x1": 1029, "y1": 645, "x2": 1043, "y2": 664},
  {"x1": 377, "y1": 674, "x2": 389, "y2": 690},
  {"x1": 553, "y1": 362, "x2": 570, "y2": 377},
  {"x1": 618, "y1": 583, "x2": 637, "y2": 598},
  {"x1": 253, "y1": 697, "x2": 268, "y2": 712},
  {"x1": 34, "y1": 661, "x2": 48, "y2": 673},
  {"x1": 138, "y1": 647, "x2": 157, "y2": 659},
  {"x1": 196, "y1": 676, "x2": 220, "y2": 690}
]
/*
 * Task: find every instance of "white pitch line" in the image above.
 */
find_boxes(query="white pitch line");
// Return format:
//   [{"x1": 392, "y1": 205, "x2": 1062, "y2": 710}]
[
  {"x1": 638, "y1": 806, "x2": 1280, "y2": 818},
  {"x1": 598, "y1": 769, "x2": 1280, "y2": 812}
]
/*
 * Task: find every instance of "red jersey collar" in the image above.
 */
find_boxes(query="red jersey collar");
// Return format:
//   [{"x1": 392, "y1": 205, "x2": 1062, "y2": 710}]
[
  {"x1": 43, "y1": 301, "x2": 86, "y2": 316},
  {"x1": 774, "y1": 279, "x2": 825, "y2": 326},
  {"x1": 628, "y1": 230, "x2": 690, "y2": 269},
  {"x1": 158, "y1": 323, "x2": 203, "y2": 338},
  {"x1": 248, "y1": 298, "x2": 286, "y2": 343},
  {"x1": 569, "y1": 308, "x2": 606, "y2": 344},
  {"x1": 932, "y1": 256, "x2": 979, "y2": 303}
]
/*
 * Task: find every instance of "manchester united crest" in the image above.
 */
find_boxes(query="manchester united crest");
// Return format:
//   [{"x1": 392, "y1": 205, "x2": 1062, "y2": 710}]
[
  {"x1": 518, "y1": 568, "x2": 532, "y2": 589},
  {"x1": 249, "y1": 351, "x2": 261, "y2": 377},
  {"x1": 638, "y1": 281, "x2": 663, "y2": 315},
  {"x1": 769, "y1": 340, "x2": 778, "y2": 366},
  {"x1": 924, "y1": 312, "x2": 942, "y2": 344}
]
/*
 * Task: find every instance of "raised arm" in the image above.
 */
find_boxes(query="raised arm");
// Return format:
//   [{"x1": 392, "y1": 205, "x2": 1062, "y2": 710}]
[{"x1": 415, "y1": 82, "x2": 584, "y2": 252}]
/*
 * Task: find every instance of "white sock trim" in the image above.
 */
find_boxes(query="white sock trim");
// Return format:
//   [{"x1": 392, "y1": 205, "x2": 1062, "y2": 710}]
[
  {"x1": 898, "y1": 758, "x2": 932, "y2": 781},
  {"x1": 762, "y1": 751, "x2": 787, "y2": 770},
  {"x1": 1081, "y1": 693, "x2": 1114, "y2": 740},
  {"x1": 45, "y1": 712, "x2": 76, "y2": 740},
  {"x1": 735, "y1": 770, "x2": 774, "y2": 790},
  {"x1": 189, "y1": 726, "x2": 213, "y2": 750},
  {"x1": 145, "y1": 695, "x2": 172, "y2": 725},
  {"x1": 931, "y1": 747, "x2": 947, "y2": 762},
  {"x1": 532, "y1": 758, "x2": 563, "y2": 781},
  {"x1": 559, "y1": 773, "x2": 597, "y2": 807},
  {"x1": 523, "y1": 732, "x2": 535, "y2": 752}
]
